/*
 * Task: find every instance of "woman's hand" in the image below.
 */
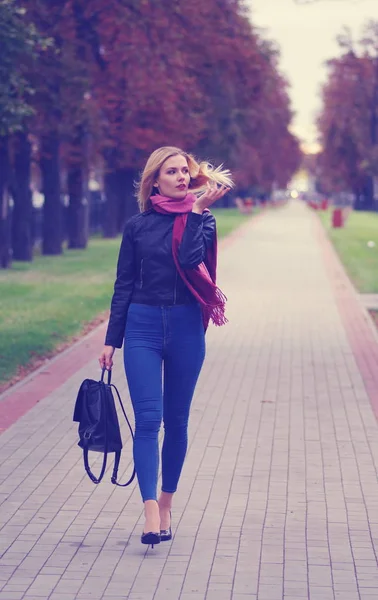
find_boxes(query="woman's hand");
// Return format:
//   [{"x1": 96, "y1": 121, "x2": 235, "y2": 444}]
[
  {"x1": 192, "y1": 182, "x2": 230, "y2": 214},
  {"x1": 99, "y1": 345, "x2": 115, "y2": 370}
]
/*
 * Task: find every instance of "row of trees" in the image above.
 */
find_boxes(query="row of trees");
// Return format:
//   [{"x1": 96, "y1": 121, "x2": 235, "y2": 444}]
[
  {"x1": 0, "y1": 0, "x2": 301, "y2": 269},
  {"x1": 316, "y1": 21, "x2": 378, "y2": 209}
]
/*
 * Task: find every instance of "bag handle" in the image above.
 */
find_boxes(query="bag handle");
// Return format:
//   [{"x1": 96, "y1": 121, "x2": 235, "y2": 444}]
[{"x1": 101, "y1": 367, "x2": 112, "y2": 385}]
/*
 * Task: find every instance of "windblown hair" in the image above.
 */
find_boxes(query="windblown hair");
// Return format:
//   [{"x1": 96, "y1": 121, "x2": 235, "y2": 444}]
[{"x1": 136, "y1": 146, "x2": 234, "y2": 212}]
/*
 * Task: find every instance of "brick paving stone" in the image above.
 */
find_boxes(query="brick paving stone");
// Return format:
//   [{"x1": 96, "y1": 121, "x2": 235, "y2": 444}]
[
  {"x1": 2, "y1": 201, "x2": 378, "y2": 600},
  {"x1": 45, "y1": 595, "x2": 78, "y2": 600}
]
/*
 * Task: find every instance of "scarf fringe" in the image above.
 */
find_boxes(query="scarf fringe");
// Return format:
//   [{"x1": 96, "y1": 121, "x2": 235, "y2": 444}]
[
  {"x1": 204, "y1": 287, "x2": 228, "y2": 327},
  {"x1": 210, "y1": 306, "x2": 229, "y2": 327}
]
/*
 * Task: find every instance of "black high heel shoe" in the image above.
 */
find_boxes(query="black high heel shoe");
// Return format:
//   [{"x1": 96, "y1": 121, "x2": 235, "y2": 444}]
[
  {"x1": 141, "y1": 531, "x2": 161, "y2": 548},
  {"x1": 160, "y1": 511, "x2": 172, "y2": 542}
]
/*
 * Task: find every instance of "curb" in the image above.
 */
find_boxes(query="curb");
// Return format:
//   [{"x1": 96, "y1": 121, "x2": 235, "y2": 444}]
[{"x1": 313, "y1": 211, "x2": 378, "y2": 420}]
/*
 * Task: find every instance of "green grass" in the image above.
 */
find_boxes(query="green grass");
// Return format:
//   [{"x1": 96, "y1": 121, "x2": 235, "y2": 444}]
[
  {"x1": 0, "y1": 208, "x2": 253, "y2": 389},
  {"x1": 318, "y1": 209, "x2": 378, "y2": 293},
  {"x1": 212, "y1": 207, "x2": 254, "y2": 238}
]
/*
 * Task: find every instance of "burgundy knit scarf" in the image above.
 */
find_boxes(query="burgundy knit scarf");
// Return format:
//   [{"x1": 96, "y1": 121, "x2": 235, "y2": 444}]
[{"x1": 150, "y1": 193, "x2": 228, "y2": 330}]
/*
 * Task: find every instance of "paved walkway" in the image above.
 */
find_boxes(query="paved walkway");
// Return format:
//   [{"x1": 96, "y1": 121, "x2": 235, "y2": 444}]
[{"x1": 1, "y1": 200, "x2": 378, "y2": 600}]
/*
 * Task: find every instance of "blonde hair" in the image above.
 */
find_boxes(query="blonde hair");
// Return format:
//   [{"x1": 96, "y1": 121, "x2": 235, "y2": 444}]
[{"x1": 136, "y1": 146, "x2": 234, "y2": 212}]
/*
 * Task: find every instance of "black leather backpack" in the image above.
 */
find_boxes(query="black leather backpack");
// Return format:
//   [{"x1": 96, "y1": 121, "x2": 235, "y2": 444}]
[{"x1": 73, "y1": 369, "x2": 136, "y2": 486}]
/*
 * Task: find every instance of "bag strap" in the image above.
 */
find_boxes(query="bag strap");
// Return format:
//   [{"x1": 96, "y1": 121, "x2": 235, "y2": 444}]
[
  {"x1": 83, "y1": 445, "x2": 108, "y2": 484},
  {"x1": 110, "y1": 383, "x2": 136, "y2": 487}
]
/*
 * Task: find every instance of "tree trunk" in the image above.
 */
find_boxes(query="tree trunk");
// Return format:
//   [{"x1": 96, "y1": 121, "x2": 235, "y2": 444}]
[
  {"x1": 354, "y1": 176, "x2": 375, "y2": 211},
  {"x1": 117, "y1": 168, "x2": 139, "y2": 231},
  {"x1": 103, "y1": 168, "x2": 139, "y2": 237},
  {"x1": 103, "y1": 146, "x2": 139, "y2": 237},
  {"x1": 0, "y1": 136, "x2": 12, "y2": 269},
  {"x1": 103, "y1": 169, "x2": 120, "y2": 238},
  {"x1": 11, "y1": 131, "x2": 33, "y2": 261},
  {"x1": 363, "y1": 176, "x2": 376, "y2": 211},
  {"x1": 67, "y1": 125, "x2": 89, "y2": 249},
  {"x1": 40, "y1": 132, "x2": 63, "y2": 255},
  {"x1": 67, "y1": 164, "x2": 89, "y2": 249}
]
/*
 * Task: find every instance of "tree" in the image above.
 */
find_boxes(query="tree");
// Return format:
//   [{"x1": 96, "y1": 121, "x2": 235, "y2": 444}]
[
  {"x1": 0, "y1": 0, "x2": 41, "y2": 268},
  {"x1": 0, "y1": 1, "x2": 38, "y2": 135},
  {"x1": 24, "y1": 0, "x2": 94, "y2": 253},
  {"x1": 11, "y1": 131, "x2": 33, "y2": 260},
  {"x1": 317, "y1": 22, "x2": 378, "y2": 208},
  {"x1": 182, "y1": 1, "x2": 300, "y2": 192},
  {"x1": 0, "y1": 136, "x2": 11, "y2": 268},
  {"x1": 73, "y1": 0, "x2": 300, "y2": 229},
  {"x1": 74, "y1": 0, "x2": 208, "y2": 236},
  {"x1": 3, "y1": 0, "x2": 300, "y2": 263}
]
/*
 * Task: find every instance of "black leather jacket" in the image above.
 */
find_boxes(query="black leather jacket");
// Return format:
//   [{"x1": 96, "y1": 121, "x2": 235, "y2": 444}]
[{"x1": 105, "y1": 209, "x2": 216, "y2": 348}]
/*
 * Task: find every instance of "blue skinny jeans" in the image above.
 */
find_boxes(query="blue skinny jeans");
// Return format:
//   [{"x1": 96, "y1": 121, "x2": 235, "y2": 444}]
[{"x1": 123, "y1": 302, "x2": 205, "y2": 501}]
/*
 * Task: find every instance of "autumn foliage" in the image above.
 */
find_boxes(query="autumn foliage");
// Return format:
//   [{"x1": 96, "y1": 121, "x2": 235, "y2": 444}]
[
  {"x1": 317, "y1": 21, "x2": 378, "y2": 209},
  {"x1": 0, "y1": 0, "x2": 301, "y2": 267}
]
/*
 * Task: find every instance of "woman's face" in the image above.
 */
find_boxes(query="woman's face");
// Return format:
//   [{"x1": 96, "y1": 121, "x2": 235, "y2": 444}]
[{"x1": 155, "y1": 154, "x2": 190, "y2": 199}]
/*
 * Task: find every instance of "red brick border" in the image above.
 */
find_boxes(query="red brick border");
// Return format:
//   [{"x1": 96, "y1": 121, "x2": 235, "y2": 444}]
[
  {"x1": 0, "y1": 323, "x2": 107, "y2": 433},
  {"x1": 314, "y1": 212, "x2": 378, "y2": 420},
  {"x1": 0, "y1": 211, "x2": 262, "y2": 433}
]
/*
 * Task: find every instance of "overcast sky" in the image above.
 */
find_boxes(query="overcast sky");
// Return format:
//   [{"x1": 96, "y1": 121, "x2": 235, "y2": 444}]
[{"x1": 246, "y1": 0, "x2": 378, "y2": 151}]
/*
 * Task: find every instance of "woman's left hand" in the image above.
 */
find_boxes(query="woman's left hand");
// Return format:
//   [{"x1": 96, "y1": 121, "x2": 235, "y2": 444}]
[{"x1": 192, "y1": 182, "x2": 230, "y2": 214}]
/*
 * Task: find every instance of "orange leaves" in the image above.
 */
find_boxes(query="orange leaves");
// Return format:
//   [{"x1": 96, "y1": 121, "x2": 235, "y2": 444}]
[{"x1": 22, "y1": 0, "x2": 300, "y2": 190}]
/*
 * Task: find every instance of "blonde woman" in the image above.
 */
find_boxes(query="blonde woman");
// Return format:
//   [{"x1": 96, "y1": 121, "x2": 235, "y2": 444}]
[{"x1": 99, "y1": 146, "x2": 233, "y2": 547}]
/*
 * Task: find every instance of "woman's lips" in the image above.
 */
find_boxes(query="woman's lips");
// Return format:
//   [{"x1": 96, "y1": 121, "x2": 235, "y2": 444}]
[{"x1": 177, "y1": 184, "x2": 187, "y2": 190}]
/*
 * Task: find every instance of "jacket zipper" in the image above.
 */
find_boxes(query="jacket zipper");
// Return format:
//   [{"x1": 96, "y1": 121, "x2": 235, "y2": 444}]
[
  {"x1": 140, "y1": 259, "x2": 144, "y2": 289},
  {"x1": 173, "y1": 270, "x2": 178, "y2": 304}
]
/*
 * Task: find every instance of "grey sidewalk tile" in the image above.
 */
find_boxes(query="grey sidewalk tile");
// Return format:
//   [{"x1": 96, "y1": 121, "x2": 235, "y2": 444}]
[
  {"x1": 24, "y1": 573, "x2": 61, "y2": 594},
  {"x1": 257, "y1": 584, "x2": 284, "y2": 600},
  {"x1": 1, "y1": 582, "x2": 32, "y2": 593},
  {"x1": 102, "y1": 597, "x2": 131, "y2": 600},
  {"x1": 52, "y1": 578, "x2": 84, "y2": 594},
  {"x1": 283, "y1": 584, "x2": 310, "y2": 597},
  {"x1": 47, "y1": 595, "x2": 78, "y2": 600},
  {"x1": 308, "y1": 588, "x2": 335, "y2": 600},
  {"x1": 126, "y1": 595, "x2": 162, "y2": 600},
  {"x1": 205, "y1": 592, "x2": 232, "y2": 600},
  {"x1": 231, "y1": 595, "x2": 257, "y2": 600}
]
